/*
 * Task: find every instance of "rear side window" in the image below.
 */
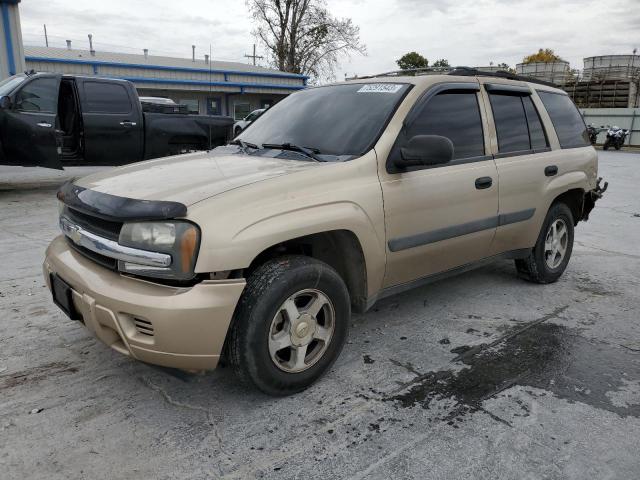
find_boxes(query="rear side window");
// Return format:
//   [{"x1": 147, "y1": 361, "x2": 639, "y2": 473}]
[
  {"x1": 489, "y1": 93, "x2": 550, "y2": 153},
  {"x1": 407, "y1": 92, "x2": 485, "y2": 160},
  {"x1": 522, "y1": 96, "x2": 548, "y2": 149},
  {"x1": 489, "y1": 94, "x2": 530, "y2": 153},
  {"x1": 83, "y1": 82, "x2": 133, "y2": 114},
  {"x1": 14, "y1": 77, "x2": 59, "y2": 113},
  {"x1": 538, "y1": 91, "x2": 589, "y2": 148}
]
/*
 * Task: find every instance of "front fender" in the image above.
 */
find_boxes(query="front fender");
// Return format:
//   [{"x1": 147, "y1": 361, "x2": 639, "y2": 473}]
[{"x1": 194, "y1": 201, "x2": 387, "y2": 298}]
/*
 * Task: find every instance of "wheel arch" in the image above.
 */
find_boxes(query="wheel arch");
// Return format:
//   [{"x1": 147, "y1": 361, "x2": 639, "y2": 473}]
[{"x1": 246, "y1": 230, "x2": 369, "y2": 313}]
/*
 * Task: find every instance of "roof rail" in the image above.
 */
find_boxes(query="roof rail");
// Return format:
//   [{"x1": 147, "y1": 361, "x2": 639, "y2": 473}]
[
  {"x1": 347, "y1": 66, "x2": 559, "y2": 88},
  {"x1": 448, "y1": 66, "x2": 558, "y2": 87}
]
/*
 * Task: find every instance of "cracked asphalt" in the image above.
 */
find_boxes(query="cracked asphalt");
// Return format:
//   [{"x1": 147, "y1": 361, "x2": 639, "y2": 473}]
[{"x1": 1, "y1": 150, "x2": 639, "y2": 479}]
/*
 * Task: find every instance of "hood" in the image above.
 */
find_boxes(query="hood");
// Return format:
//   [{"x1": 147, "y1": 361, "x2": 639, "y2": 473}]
[{"x1": 74, "y1": 148, "x2": 320, "y2": 206}]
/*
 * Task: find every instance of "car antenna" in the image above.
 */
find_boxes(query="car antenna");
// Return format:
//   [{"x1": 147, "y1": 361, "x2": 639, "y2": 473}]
[{"x1": 208, "y1": 43, "x2": 213, "y2": 151}]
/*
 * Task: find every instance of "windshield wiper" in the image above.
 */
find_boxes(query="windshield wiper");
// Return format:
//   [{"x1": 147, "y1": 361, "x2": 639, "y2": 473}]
[
  {"x1": 261, "y1": 143, "x2": 324, "y2": 162},
  {"x1": 231, "y1": 139, "x2": 258, "y2": 154}
]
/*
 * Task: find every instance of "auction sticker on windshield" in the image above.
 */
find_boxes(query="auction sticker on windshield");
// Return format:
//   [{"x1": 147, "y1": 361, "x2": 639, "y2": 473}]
[{"x1": 357, "y1": 84, "x2": 403, "y2": 94}]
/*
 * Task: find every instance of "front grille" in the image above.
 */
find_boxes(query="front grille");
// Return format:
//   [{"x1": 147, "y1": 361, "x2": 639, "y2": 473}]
[
  {"x1": 133, "y1": 317, "x2": 154, "y2": 337},
  {"x1": 66, "y1": 237, "x2": 118, "y2": 271},
  {"x1": 64, "y1": 207, "x2": 123, "y2": 241}
]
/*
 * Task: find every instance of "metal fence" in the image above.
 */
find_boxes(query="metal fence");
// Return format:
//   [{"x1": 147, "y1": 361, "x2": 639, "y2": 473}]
[{"x1": 581, "y1": 108, "x2": 639, "y2": 146}]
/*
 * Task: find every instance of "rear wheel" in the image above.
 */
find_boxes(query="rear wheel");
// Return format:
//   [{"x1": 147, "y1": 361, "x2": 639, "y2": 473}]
[
  {"x1": 227, "y1": 256, "x2": 350, "y2": 396},
  {"x1": 515, "y1": 203, "x2": 574, "y2": 284}
]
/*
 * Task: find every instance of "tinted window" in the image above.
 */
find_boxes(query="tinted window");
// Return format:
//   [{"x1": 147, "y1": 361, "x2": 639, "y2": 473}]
[
  {"x1": 406, "y1": 91, "x2": 485, "y2": 160},
  {"x1": 240, "y1": 83, "x2": 411, "y2": 157},
  {"x1": 84, "y1": 82, "x2": 132, "y2": 113},
  {"x1": 490, "y1": 94, "x2": 530, "y2": 153},
  {"x1": 522, "y1": 96, "x2": 548, "y2": 149},
  {"x1": 14, "y1": 77, "x2": 59, "y2": 113},
  {"x1": 538, "y1": 91, "x2": 589, "y2": 148}
]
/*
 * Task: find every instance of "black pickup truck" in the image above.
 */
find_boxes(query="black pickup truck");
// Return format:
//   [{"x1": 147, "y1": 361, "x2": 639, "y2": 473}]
[{"x1": 0, "y1": 72, "x2": 233, "y2": 169}]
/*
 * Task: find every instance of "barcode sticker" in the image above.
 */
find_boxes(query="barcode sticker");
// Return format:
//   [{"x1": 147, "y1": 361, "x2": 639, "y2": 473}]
[{"x1": 357, "y1": 84, "x2": 403, "y2": 94}]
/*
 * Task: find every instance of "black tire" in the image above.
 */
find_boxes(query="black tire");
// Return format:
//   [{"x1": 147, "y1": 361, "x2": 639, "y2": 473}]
[
  {"x1": 234, "y1": 127, "x2": 242, "y2": 137},
  {"x1": 603, "y1": 140, "x2": 610, "y2": 150},
  {"x1": 227, "y1": 255, "x2": 350, "y2": 396},
  {"x1": 614, "y1": 144, "x2": 621, "y2": 150},
  {"x1": 515, "y1": 202, "x2": 574, "y2": 284}
]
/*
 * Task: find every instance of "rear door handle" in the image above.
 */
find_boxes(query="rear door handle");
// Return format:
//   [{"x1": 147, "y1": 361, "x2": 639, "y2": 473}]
[
  {"x1": 545, "y1": 165, "x2": 558, "y2": 177},
  {"x1": 37, "y1": 122, "x2": 52, "y2": 128},
  {"x1": 119, "y1": 121, "x2": 137, "y2": 127},
  {"x1": 475, "y1": 176, "x2": 493, "y2": 189}
]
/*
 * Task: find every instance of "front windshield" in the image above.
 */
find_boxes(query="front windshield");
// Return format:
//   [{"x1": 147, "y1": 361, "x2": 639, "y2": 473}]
[
  {"x1": 0, "y1": 74, "x2": 26, "y2": 96},
  {"x1": 238, "y1": 83, "x2": 411, "y2": 157}
]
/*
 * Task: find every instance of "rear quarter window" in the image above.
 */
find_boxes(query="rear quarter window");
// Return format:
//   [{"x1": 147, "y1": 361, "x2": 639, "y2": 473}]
[{"x1": 537, "y1": 91, "x2": 589, "y2": 148}]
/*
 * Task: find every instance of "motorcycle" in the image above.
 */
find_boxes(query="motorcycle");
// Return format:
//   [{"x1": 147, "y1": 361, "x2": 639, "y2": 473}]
[
  {"x1": 586, "y1": 124, "x2": 600, "y2": 145},
  {"x1": 603, "y1": 126, "x2": 629, "y2": 150}
]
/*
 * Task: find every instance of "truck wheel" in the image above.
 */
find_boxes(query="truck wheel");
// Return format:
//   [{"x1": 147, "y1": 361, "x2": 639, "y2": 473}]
[
  {"x1": 515, "y1": 203, "x2": 574, "y2": 284},
  {"x1": 227, "y1": 255, "x2": 350, "y2": 396}
]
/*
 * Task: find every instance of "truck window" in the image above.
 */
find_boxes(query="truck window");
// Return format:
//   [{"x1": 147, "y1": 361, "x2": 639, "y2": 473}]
[
  {"x1": 537, "y1": 91, "x2": 589, "y2": 148},
  {"x1": 84, "y1": 82, "x2": 133, "y2": 114},
  {"x1": 522, "y1": 96, "x2": 549, "y2": 150},
  {"x1": 489, "y1": 93, "x2": 530, "y2": 153},
  {"x1": 14, "y1": 77, "x2": 58, "y2": 113},
  {"x1": 408, "y1": 92, "x2": 485, "y2": 160}
]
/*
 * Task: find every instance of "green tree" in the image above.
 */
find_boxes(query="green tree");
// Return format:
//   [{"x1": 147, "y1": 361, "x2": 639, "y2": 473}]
[
  {"x1": 522, "y1": 48, "x2": 563, "y2": 64},
  {"x1": 396, "y1": 51, "x2": 429, "y2": 70},
  {"x1": 432, "y1": 58, "x2": 450, "y2": 68},
  {"x1": 497, "y1": 62, "x2": 516, "y2": 74}
]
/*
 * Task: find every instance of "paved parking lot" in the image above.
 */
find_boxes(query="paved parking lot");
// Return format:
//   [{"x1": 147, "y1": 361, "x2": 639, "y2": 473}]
[{"x1": 1, "y1": 151, "x2": 639, "y2": 479}]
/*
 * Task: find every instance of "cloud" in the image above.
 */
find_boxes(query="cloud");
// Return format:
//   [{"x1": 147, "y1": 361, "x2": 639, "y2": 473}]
[{"x1": 17, "y1": 0, "x2": 640, "y2": 79}]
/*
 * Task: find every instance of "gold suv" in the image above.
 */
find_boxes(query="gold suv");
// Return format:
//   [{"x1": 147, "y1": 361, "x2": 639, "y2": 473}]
[{"x1": 44, "y1": 70, "x2": 606, "y2": 395}]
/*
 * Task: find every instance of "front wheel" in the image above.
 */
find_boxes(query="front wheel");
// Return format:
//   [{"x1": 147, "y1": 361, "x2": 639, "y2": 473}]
[
  {"x1": 227, "y1": 256, "x2": 350, "y2": 396},
  {"x1": 515, "y1": 203, "x2": 574, "y2": 284},
  {"x1": 603, "y1": 140, "x2": 610, "y2": 150}
]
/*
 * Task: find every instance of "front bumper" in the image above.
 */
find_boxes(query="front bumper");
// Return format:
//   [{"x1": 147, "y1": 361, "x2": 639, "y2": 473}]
[{"x1": 44, "y1": 235, "x2": 246, "y2": 370}]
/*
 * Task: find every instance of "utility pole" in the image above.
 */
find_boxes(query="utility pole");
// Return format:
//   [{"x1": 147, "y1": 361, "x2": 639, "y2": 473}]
[
  {"x1": 43, "y1": 24, "x2": 48, "y2": 47},
  {"x1": 244, "y1": 44, "x2": 264, "y2": 66}
]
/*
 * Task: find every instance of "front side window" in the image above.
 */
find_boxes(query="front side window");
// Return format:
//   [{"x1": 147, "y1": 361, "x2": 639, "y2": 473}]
[
  {"x1": 84, "y1": 82, "x2": 132, "y2": 114},
  {"x1": 402, "y1": 91, "x2": 485, "y2": 161},
  {"x1": 14, "y1": 77, "x2": 59, "y2": 113},
  {"x1": 538, "y1": 91, "x2": 589, "y2": 148},
  {"x1": 239, "y1": 83, "x2": 411, "y2": 157}
]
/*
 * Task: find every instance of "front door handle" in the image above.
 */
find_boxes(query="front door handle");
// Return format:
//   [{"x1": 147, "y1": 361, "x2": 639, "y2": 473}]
[
  {"x1": 37, "y1": 122, "x2": 52, "y2": 128},
  {"x1": 475, "y1": 176, "x2": 493, "y2": 189},
  {"x1": 119, "y1": 121, "x2": 137, "y2": 127},
  {"x1": 545, "y1": 165, "x2": 558, "y2": 177}
]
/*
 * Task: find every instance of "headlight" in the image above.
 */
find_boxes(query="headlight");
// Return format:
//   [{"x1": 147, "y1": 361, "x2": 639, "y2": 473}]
[{"x1": 118, "y1": 221, "x2": 200, "y2": 281}]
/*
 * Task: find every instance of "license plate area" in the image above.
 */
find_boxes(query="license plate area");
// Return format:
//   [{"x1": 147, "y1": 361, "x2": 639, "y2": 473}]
[{"x1": 50, "y1": 273, "x2": 82, "y2": 321}]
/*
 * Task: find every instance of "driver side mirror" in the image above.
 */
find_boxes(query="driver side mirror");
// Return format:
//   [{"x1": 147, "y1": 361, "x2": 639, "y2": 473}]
[
  {"x1": 0, "y1": 96, "x2": 11, "y2": 109},
  {"x1": 395, "y1": 135, "x2": 454, "y2": 169}
]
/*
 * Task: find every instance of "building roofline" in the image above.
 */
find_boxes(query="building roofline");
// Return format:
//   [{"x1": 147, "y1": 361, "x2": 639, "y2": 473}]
[{"x1": 24, "y1": 55, "x2": 309, "y2": 81}]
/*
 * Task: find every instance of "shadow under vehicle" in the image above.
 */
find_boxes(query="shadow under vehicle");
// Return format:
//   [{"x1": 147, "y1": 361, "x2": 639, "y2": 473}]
[{"x1": 0, "y1": 72, "x2": 233, "y2": 169}]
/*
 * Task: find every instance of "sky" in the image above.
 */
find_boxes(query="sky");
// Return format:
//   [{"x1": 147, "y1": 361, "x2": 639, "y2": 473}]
[{"x1": 18, "y1": 0, "x2": 639, "y2": 81}]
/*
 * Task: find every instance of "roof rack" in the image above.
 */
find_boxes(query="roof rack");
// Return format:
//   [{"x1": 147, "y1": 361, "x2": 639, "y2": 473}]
[
  {"x1": 448, "y1": 67, "x2": 559, "y2": 87},
  {"x1": 348, "y1": 66, "x2": 559, "y2": 88}
]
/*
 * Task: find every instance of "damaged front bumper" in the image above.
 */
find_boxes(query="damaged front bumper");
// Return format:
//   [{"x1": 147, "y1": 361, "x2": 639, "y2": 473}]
[{"x1": 582, "y1": 177, "x2": 608, "y2": 221}]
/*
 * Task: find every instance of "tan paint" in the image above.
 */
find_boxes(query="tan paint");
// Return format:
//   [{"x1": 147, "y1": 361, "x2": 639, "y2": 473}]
[{"x1": 45, "y1": 74, "x2": 598, "y2": 371}]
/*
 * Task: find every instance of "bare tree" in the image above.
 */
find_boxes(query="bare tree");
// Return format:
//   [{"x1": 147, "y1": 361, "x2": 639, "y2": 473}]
[{"x1": 248, "y1": 0, "x2": 366, "y2": 81}]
